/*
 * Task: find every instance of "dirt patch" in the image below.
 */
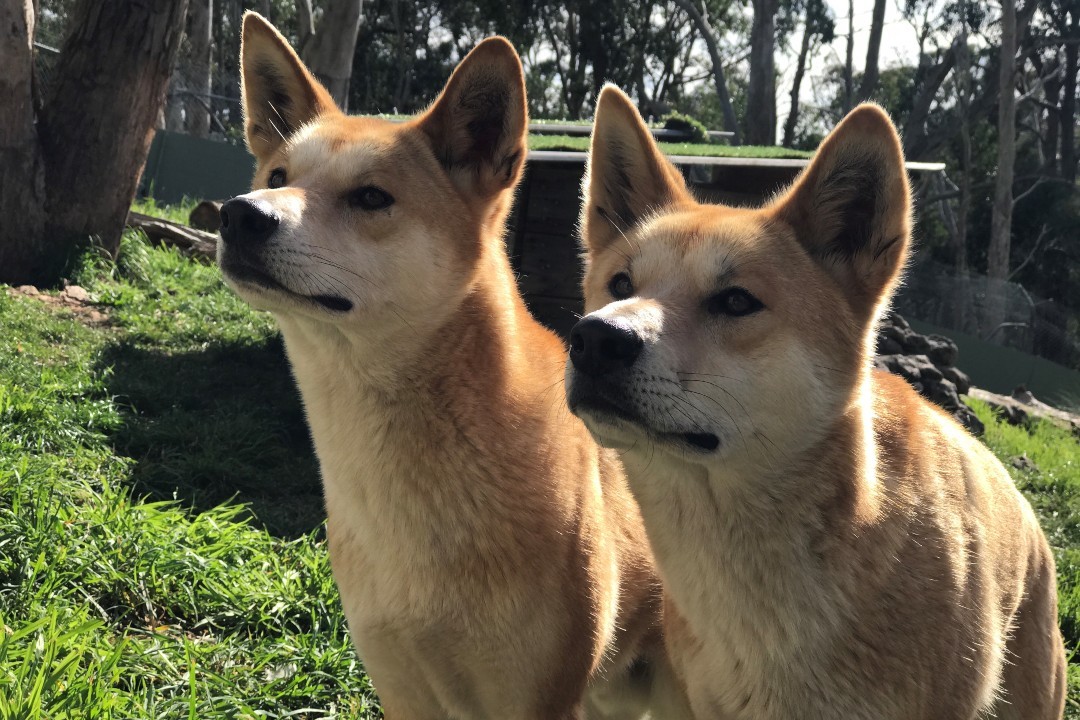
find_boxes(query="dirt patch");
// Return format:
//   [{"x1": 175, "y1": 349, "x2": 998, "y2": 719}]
[{"x1": 7, "y1": 284, "x2": 112, "y2": 327}]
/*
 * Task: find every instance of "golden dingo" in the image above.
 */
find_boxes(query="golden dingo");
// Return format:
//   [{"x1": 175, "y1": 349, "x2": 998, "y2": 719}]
[
  {"x1": 219, "y1": 15, "x2": 686, "y2": 720},
  {"x1": 566, "y1": 85, "x2": 1066, "y2": 719}
]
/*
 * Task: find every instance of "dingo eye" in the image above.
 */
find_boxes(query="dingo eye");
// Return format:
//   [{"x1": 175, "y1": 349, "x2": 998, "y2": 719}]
[
  {"x1": 349, "y1": 186, "x2": 395, "y2": 211},
  {"x1": 268, "y1": 168, "x2": 286, "y2": 189},
  {"x1": 609, "y1": 272, "x2": 634, "y2": 300},
  {"x1": 706, "y1": 288, "x2": 763, "y2": 317}
]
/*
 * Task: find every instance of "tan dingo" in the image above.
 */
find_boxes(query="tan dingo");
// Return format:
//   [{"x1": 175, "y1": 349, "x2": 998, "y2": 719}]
[
  {"x1": 218, "y1": 14, "x2": 687, "y2": 720},
  {"x1": 565, "y1": 85, "x2": 1066, "y2": 719}
]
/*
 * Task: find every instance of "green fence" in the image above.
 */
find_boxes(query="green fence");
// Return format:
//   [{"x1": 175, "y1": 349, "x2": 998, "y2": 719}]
[
  {"x1": 908, "y1": 318, "x2": 1080, "y2": 407},
  {"x1": 139, "y1": 131, "x2": 254, "y2": 204},
  {"x1": 137, "y1": 131, "x2": 1080, "y2": 408}
]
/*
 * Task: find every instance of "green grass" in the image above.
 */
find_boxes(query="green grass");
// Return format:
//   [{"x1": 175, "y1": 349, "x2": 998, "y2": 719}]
[
  {"x1": 0, "y1": 203, "x2": 1076, "y2": 715},
  {"x1": 527, "y1": 133, "x2": 815, "y2": 158},
  {"x1": 0, "y1": 207, "x2": 377, "y2": 717},
  {"x1": 356, "y1": 114, "x2": 814, "y2": 158}
]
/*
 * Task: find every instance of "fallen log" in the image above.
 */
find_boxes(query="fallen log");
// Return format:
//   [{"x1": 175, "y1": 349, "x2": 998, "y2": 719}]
[
  {"x1": 126, "y1": 211, "x2": 218, "y2": 259},
  {"x1": 968, "y1": 386, "x2": 1080, "y2": 436}
]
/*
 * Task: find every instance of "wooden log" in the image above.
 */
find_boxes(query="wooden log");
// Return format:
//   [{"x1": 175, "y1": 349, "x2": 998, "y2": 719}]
[
  {"x1": 188, "y1": 200, "x2": 223, "y2": 231},
  {"x1": 126, "y1": 210, "x2": 217, "y2": 259},
  {"x1": 968, "y1": 386, "x2": 1080, "y2": 434}
]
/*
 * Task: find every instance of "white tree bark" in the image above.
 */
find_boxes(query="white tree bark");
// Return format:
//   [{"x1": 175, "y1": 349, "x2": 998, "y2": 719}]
[
  {"x1": 985, "y1": 0, "x2": 1017, "y2": 334},
  {"x1": 669, "y1": 0, "x2": 740, "y2": 144}
]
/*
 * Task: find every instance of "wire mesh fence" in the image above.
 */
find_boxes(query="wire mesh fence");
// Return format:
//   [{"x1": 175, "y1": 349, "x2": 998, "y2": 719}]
[{"x1": 894, "y1": 259, "x2": 1080, "y2": 371}]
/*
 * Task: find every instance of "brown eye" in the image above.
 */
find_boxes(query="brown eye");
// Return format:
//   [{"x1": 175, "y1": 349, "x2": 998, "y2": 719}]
[
  {"x1": 706, "y1": 288, "x2": 763, "y2": 317},
  {"x1": 268, "y1": 168, "x2": 286, "y2": 189},
  {"x1": 348, "y1": 186, "x2": 394, "y2": 211},
  {"x1": 608, "y1": 272, "x2": 634, "y2": 300}
]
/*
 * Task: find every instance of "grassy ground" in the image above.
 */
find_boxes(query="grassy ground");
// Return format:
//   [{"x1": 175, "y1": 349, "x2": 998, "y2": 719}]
[
  {"x1": 0, "y1": 201, "x2": 378, "y2": 717},
  {"x1": 0, "y1": 202, "x2": 1076, "y2": 716}
]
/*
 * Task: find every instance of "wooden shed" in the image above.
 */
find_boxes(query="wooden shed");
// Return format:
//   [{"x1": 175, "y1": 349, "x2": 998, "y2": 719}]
[{"x1": 508, "y1": 149, "x2": 944, "y2": 337}]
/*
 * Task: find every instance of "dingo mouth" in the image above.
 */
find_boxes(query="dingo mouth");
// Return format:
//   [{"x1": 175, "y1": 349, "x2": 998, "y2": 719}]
[
  {"x1": 222, "y1": 256, "x2": 354, "y2": 313},
  {"x1": 572, "y1": 392, "x2": 720, "y2": 454}
]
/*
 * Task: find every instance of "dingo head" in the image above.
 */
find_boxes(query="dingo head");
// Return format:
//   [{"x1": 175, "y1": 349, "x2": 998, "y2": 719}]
[
  {"x1": 219, "y1": 13, "x2": 526, "y2": 341},
  {"x1": 566, "y1": 86, "x2": 911, "y2": 469}
]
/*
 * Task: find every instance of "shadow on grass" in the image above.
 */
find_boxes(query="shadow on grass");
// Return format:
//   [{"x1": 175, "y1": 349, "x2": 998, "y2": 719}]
[{"x1": 96, "y1": 334, "x2": 325, "y2": 538}]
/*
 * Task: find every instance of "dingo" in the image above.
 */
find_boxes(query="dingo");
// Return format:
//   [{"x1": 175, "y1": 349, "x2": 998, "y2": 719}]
[
  {"x1": 219, "y1": 15, "x2": 685, "y2": 720},
  {"x1": 565, "y1": 85, "x2": 1066, "y2": 719}
]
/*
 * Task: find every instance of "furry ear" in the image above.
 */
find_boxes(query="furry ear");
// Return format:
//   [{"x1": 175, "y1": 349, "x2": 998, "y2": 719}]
[
  {"x1": 418, "y1": 37, "x2": 527, "y2": 200},
  {"x1": 240, "y1": 12, "x2": 337, "y2": 162},
  {"x1": 771, "y1": 103, "x2": 911, "y2": 322},
  {"x1": 581, "y1": 85, "x2": 690, "y2": 252}
]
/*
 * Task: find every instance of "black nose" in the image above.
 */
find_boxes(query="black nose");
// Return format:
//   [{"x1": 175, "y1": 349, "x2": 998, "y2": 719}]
[
  {"x1": 219, "y1": 197, "x2": 280, "y2": 247},
  {"x1": 569, "y1": 316, "x2": 643, "y2": 377}
]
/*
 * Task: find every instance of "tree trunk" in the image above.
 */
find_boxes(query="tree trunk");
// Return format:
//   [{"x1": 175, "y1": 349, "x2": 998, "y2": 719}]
[
  {"x1": 183, "y1": 0, "x2": 212, "y2": 137},
  {"x1": 295, "y1": 0, "x2": 314, "y2": 55},
  {"x1": 842, "y1": 0, "x2": 854, "y2": 113},
  {"x1": 299, "y1": 0, "x2": 363, "y2": 112},
  {"x1": 1036, "y1": 55, "x2": 1061, "y2": 175},
  {"x1": 0, "y1": 0, "x2": 188, "y2": 286},
  {"x1": 985, "y1": 0, "x2": 1017, "y2": 335},
  {"x1": 1062, "y1": 9, "x2": 1078, "y2": 182},
  {"x1": 670, "y1": 0, "x2": 740, "y2": 143},
  {"x1": 857, "y1": 0, "x2": 887, "y2": 100},
  {"x1": 783, "y1": 21, "x2": 813, "y2": 147},
  {"x1": 746, "y1": 0, "x2": 778, "y2": 145},
  {"x1": 0, "y1": 0, "x2": 51, "y2": 281}
]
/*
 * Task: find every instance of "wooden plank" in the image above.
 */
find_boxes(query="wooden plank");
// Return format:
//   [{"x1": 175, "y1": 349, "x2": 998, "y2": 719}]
[
  {"x1": 528, "y1": 122, "x2": 735, "y2": 142},
  {"x1": 526, "y1": 150, "x2": 945, "y2": 173}
]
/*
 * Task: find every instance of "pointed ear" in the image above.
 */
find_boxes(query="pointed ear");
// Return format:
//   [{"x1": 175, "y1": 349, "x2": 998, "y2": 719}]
[
  {"x1": 418, "y1": 37, "x2": 527, "y2": 200},
  {"x1": 240, "y1": 11, "x2": 337, "y2": 162},
  {"x1": 581, "y1": 85, "x2": 690, "y2": 253},
  {"x1": 772, "y1": 103, "x2": 912, "y2": 322}
]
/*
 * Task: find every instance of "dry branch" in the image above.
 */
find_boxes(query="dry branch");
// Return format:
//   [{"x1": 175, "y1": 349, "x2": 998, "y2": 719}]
[{"x1": 126, "y1": 211, "x2": 217, "y2": 259}]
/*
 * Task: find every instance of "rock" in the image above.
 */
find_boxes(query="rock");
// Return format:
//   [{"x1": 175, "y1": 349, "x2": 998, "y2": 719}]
[
  {"x1": 955, "y1": 405, "x2": 985, "y2": 436},
  {"x1": 876, "y1": 333, "x2": 903, "y2": 356},
  {"x1": 941, "y1": 366, "x2": 971, "y2": 395},
  {"x1": 926, "y1": 335, "x2": 959, "y2": 367},
  {"x1": 1010, "y1": 454, "x2": 1039, "y2": 472},
  {"x1": 901, "y1": 332, "x2": 932, "y2": 354},
  {"x1": 1011, "y1": 385, "x2": 1035, "y2": 405},
  {"x1": 928, "y1": 378, "x2": 961, "y2": 410},
  {"x1": 877, "y1": 354, "x2": 921, "y2": 383},
  {"x1": 994, "y1": 403, "x2": 1029, "y2": 427},
  {"x1": 879, "y1": 324, "x2": 909, "y2": 345},
  {"x1": 908, "y1": 355, "x2": 943, "y2": 382},
  {"x1": 885, "y1": 311, "x2": 910, "y2": 331},
  {"x1": 15, "y1": 285, "x2": 39, "y2": 296},
  {"x1": 62, "y1": 285, "x2": 89, "y2": 302},
  {"x1": 873, "y1": 312, "x2": 983, "y2": 435}
]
